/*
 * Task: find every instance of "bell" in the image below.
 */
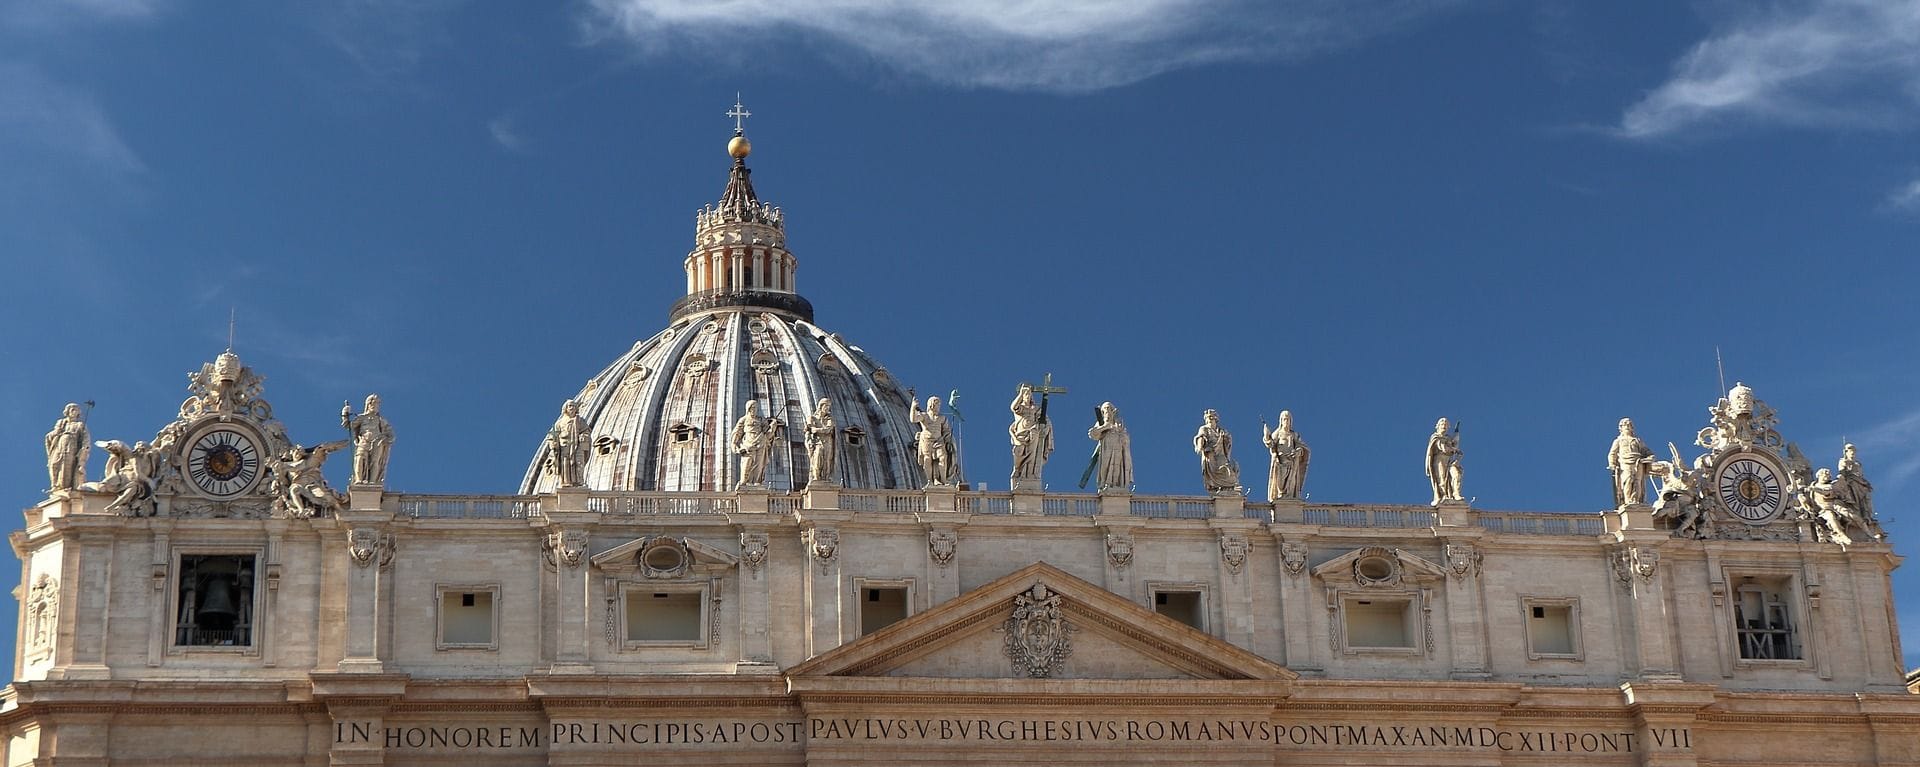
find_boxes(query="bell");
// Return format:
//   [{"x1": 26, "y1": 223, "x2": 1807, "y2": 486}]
[{"x1": 196, "y1": 574, "x2": 237, "y2": 622}]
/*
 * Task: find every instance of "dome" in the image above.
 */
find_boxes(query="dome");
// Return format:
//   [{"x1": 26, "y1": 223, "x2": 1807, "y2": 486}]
[{"x1": 520, "y1": 123, "x2": 925, "y2": 493}]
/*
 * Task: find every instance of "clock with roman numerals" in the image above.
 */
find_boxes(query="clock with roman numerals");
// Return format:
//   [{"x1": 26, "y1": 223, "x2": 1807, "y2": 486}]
[
  {"x1": 1713, "y1": 452, "x2": 1785, "y2": 524},
  {"x1": 185, "y1": 426, "x2": 263, "y2": 499}
]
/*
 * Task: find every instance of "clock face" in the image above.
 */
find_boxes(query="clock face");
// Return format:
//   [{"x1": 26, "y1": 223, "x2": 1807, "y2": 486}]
[
  {"x1": 1715, "y1": 454, "x2": 1784, "y2": 524},
  {"x1": 186, "y1": 427, "x2": 262, "y2": 498}
]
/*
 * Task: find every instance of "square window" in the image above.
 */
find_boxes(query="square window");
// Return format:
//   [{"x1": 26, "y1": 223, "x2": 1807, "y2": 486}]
[
  {"x1": 1733, "y1": 576, "x2": 1801, "y2": 661},
  {"x1": 861, "y1": 587, "x2": 909, "y2": 635},
  {"x1": 1153, "y1": 590, "x2": 1205, "y2": 630},
  {"x1": 1522, "y1": 597, "x2": 1581, "y2": 659},
  {"x1": 437, "y1": 586, "x2": 498, "y2": 650},
  {"x1": 175, "y1": 554, "x2": 256, "y2": 648},
  {"x1": 625, "y1": 588, "x2": 705, "y2": 644},
  {"x1": 1343, "y1": 598, "x2": 1414, "y2": 649}
]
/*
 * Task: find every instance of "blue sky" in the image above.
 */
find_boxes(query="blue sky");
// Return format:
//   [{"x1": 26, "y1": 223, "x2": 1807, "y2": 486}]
[{"x1": 3, "y1": 0, "x2": 1919, "y2": 671}]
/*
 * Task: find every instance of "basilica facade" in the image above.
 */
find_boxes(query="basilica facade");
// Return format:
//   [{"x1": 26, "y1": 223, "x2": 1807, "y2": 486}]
[{"x1": 5, "y1": 119, "x2": 1917, "y2": 766}]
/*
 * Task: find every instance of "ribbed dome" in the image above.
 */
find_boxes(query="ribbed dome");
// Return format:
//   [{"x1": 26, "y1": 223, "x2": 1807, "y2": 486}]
[
  {"x1": 519, "y1": 311, "x2": 923, "y2": 493},
  {"x1": 520, "y1": 115, "x2": 925, "y2": 493}
]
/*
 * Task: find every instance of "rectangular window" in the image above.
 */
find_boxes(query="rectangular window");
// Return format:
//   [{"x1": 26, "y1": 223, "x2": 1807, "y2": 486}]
[
  {"x1": 1153, "y1": 590, "x2": 1205, "y2": 631},
  {"x1": 861, "y1": 587, "x2": 909, "y2": 635},
  {"x1": 1523, "y1": 597, "x2": 1581, "y2": 659},
  {"x1": 175, "y1": 554, "x2": 256, "y2": 647},
  {"x1": 1734, "y1": 576, "x2": 1800, "y2": 660},
  {"x1": 625, "y1": 589, "x2": 704, "y2": 643},
  {"x1": 437, "y1": 586, "x2": 498, "y2": 650},
  {"x1": 1344, "y1": 598, "x2": 1414, "y2": 649}
]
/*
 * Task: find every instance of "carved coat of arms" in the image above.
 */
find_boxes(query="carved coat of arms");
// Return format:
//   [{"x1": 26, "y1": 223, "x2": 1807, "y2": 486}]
[{"x1": 1003, "y1": 583, "x2": 1074, "y2": 678}]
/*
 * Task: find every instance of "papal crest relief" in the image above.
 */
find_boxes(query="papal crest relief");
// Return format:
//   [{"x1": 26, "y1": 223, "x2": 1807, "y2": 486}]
[{"x1": 1002, "y1": 582, "x2": 1074, "y2": 678}]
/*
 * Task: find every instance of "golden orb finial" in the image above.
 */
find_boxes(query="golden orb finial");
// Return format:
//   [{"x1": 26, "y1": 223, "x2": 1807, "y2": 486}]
[{"x1": 728, "y1": 135, "x2": 751, "y2": 159}]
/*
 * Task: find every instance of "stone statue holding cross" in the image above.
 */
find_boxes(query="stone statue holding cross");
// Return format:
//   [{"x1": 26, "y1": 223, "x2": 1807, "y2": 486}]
[{"x1": 1009, "y1": 375, "x2": 1065, "y2": 491}]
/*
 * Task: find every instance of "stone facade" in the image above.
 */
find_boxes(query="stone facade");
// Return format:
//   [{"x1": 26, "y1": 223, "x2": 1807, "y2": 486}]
[{"x1": 5, "y1": 122, "x2": 1917, "y2": 765}]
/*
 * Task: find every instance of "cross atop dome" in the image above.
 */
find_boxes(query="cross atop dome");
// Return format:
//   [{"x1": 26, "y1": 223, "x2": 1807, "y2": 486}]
[{"x1": 727, "y1": 94, "x2": 751, "y2": 136}]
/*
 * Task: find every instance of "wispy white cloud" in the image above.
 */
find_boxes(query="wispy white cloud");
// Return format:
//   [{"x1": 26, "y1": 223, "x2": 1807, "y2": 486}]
[
  {"x1": 1884, "y1": 177, "x2": 1920, "y2": 213},
  {"x1": 488, "y1": 116, "x2": 526, "y2": 150},
  {"x1": 1619, "y1": 0, "x2": 1920, "y2": 138},
  {"x1": 1, "y1": 0, "x2": 163, "y2": 30},
  {"x1": 1849, "y1": 407, "x2": 1920, "y2": 488},
  {"x1": 579, "y1": 0, "x2": 1465, "y2": 92},
  {"x1": 0, "y1": 63, "x2": 143, "y2": 173},
  {"x1": 309, "y1": 0, "x2": 468, "y2": 79}
]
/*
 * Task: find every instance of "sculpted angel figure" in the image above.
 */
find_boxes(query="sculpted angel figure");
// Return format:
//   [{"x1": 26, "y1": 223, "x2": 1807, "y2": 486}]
[
  {"x1": 730, "y1": 400, "x2": 784, "y2": 488},
  {"x1": 804, "y1": 398, "x2": 837, "y2": 486},
  {"x1": 341, "y1": 394, "x2": 395, "y2": 486},
  {"x1": 45, "y1": 403, "x2": 89, "y2": 491},
  {"x1": 1087, "y1": 402, "x2": 1132, "y2": 492},
  {"x1": 1261, "y1": 410, "x2": 1309, "y2": 501},
  {"x1": 1607, "y1": 418, "x2": 1655, "y2": 507},
  {"x1": 80, "y1": 440, "x2": 159, "y2": 516},
  {"x1": 910, "y1": 395, "x2": 956, "y2": 486},
  {"x1": 277, "y1": 441, "x2": 348, "y2": 518},
  {"x1": 1425, "y1": 418, "x2": 1464, "y2": 505},
  {"x1": 545, "y1": 399, "x2": 592, "y2": 488},
  {"x1": 1194, "y1": 410, "x2": 1239, "y2": 493},
  {"x1": 1806, "y1": 467, "x2": 1880, "y2": 546},
  {"x1": 1651, "y1": 443, "x2": 1709, "y2": 539},
  {"x1": 1009, "y1": 384, "x2": 1054, "y2": 483},
  {"x1": 1834, "y1": 443, "x2": 1876, "y2": 525}
]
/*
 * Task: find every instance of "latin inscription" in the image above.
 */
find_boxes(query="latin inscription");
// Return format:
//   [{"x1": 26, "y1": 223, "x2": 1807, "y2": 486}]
[{"x1": 336, "y1": 718, "x2": 1688, "y2": 754}]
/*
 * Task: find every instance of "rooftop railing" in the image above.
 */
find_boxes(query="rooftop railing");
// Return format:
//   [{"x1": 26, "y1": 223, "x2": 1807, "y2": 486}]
[
  {"x1": 379, "y1": 491, "x2": 1607, "y2": 536},
  {"x1": 1303, "y1": 505, "x2": 1436, "y2": 529},
  {"x1": 397, "y1": 495, "x2": 542, "y2": 520}
]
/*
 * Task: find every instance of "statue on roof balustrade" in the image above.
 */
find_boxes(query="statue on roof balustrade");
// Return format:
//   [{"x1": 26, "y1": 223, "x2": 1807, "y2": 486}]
[
  {"x1": 341, "y1": 394, "x2": 394, "y2": 486},
  {"x1": 804, "y1": 398, "x2": 837, "y2": 487},
  {"x1": 1426, "y1": 417, "x2": 1464, "y2": 505},
  {"x1": 731, "y1": 400, "x2": 784, "y2": 489},
  {"x1": 1608, "y1": 417, "x2": 1655, "y2": 507},
  {"x1": 546, "y1": 399, "x2": 592, "y2": 488},
  {"x1": 1194, "y1": 410, "x2": 1239, "y2": 494},
  {"x1": 1086, "y1": 402, "x2": 1132, "y2": 493},
  {"x1": 45, "y1": 403, "x2": 89, "y2": 491},
  {"x1": 911, "y1": 395, "x2": 957, "y2": 486},
  {"x1": 1262, "y1": 410, "x2": 1309, "y2": 501},
  {"x1": 1009, "y1": 384, "x2": 1053, "y2": 487}
]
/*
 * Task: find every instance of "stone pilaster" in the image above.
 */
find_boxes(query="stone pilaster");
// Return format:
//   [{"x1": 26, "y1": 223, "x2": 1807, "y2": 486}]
[
  {"x1": 314, "y1": 674, "x2": 408, "y2": 767},
  {"x1": 1272, "y1": 531, "x2": 1319, "y2": 672},
  {"x1": 1097, "y1": 519, "x2": 1143, "y2": 596},
  {"x1": 1439, "y1": 535, "x2": 1490, "y2": 679},
  {"x1": 1614, "y1": 536, "x2": 1680, "y2": 681},
  {"x1": 545, "y1": 492, "x2": 595, "y2": 673},
  {"x1": 734, "y1": 525, "x2": 775, "y2": 668},
  {"x1": 1620, "y1": 682, "x2": 1713, "y2": 767},
  {"x1": 337, "y1": 506, "x2": 394, "y2": 674},
  {"x1": 54, "y1": 531, "x2": 111, "y2": 680},
  {"x1": 1211, "y1": 520, "x2": 1258, "y2": 648},
  {"x1": 799, "y1": 513, "x2": 849, "y2": 657},
  {"x1": 923, "y1": 522, "x2": 963, "y2": 606}
]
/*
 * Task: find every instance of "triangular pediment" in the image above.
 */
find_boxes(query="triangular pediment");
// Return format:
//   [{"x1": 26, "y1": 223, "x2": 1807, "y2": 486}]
[
  {"x1": 1312, "y1": 545, "x2": 1447, "y2": 587},
  {"x1": 590, "y1": 534, "x2": 736, "y2": 578},
  {"x1": 789, "y1": 562, "x2": 1294, "y2": 682}
]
